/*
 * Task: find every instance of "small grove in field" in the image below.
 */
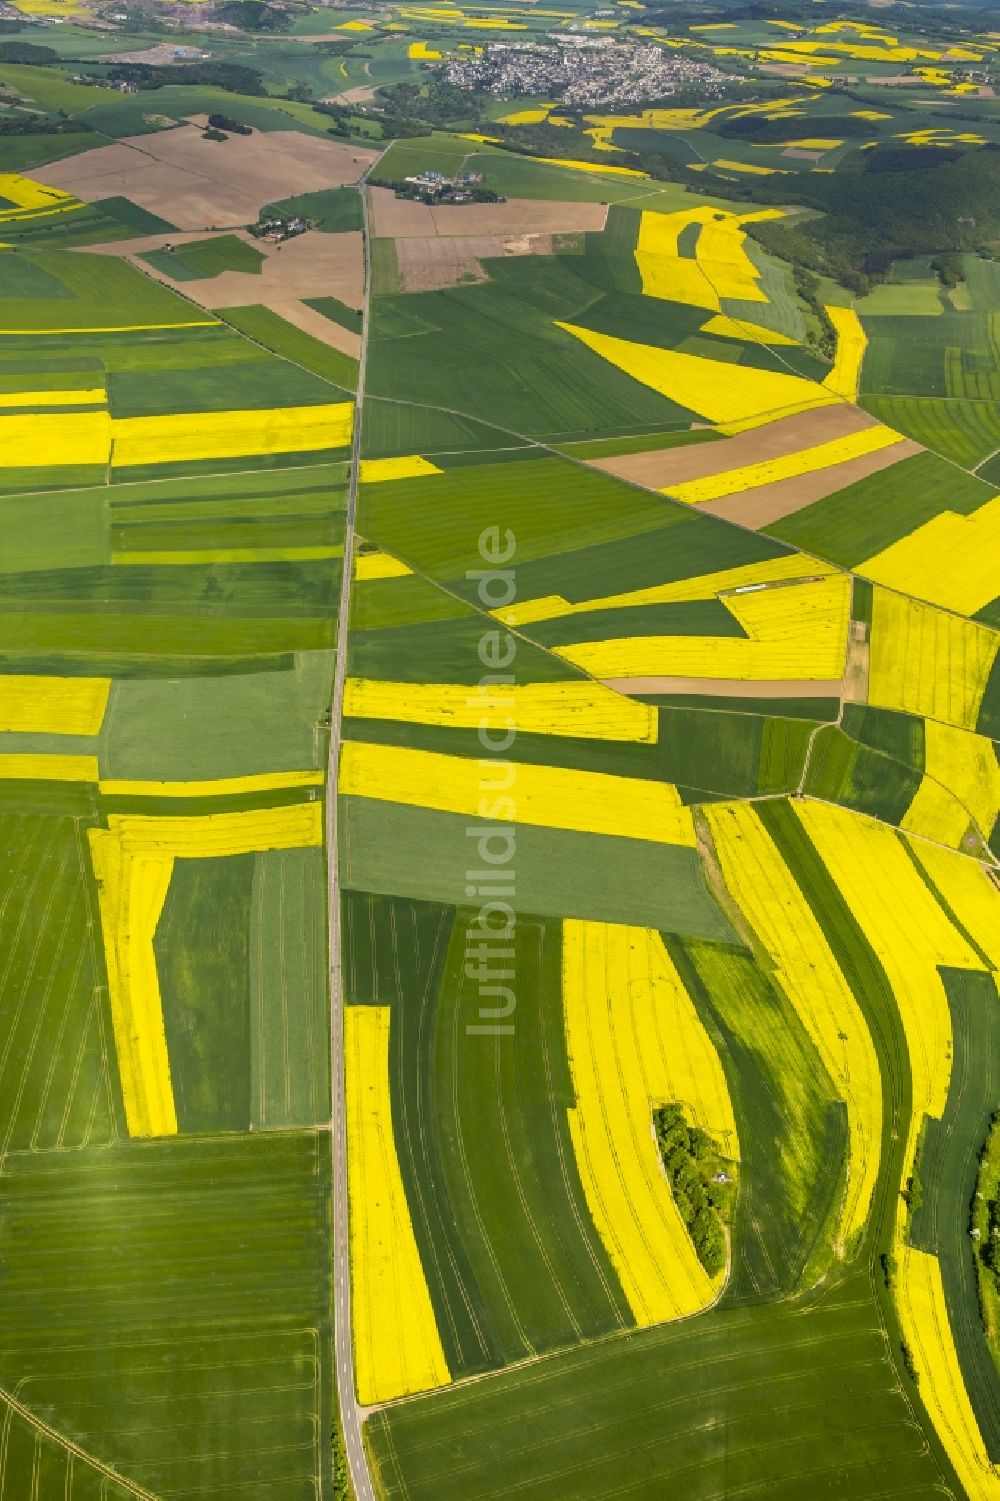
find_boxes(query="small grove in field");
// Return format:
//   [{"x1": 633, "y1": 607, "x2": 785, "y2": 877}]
[{"x1": 653, "y1": 1102, "x2": 731, "y2": 1276}]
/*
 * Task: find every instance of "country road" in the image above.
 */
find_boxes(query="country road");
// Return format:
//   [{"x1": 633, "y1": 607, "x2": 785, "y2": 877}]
[{"x1": 326, "y1": 159, "x2": 382, "y2": 1501}]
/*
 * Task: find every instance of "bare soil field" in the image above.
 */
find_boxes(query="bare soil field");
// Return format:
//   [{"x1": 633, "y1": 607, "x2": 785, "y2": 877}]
[
  {"x1": 36, "y1": 129, "x2": 378, "y2": 230},
  {"x1": 701, "y1": 438, "x2": 920, "y2": 526},
  {"x1": 81, "y1": 227, "x2": 364, "y2": 355},
  {"x1": 782, "y1": 148, "x2": 825, "y2": 161},
  {"x1": 395, "y1": 232, "x2": 558, "y2": 291},
  {"x1": 590, "y1": 404, "x2": 879, "y2": 490},
  {"x1": 603, "y1": 676, "x2": 845, "y2": 697},
  {"x1": 370, "y1": 187, "x2": 607, "y2": 238}
]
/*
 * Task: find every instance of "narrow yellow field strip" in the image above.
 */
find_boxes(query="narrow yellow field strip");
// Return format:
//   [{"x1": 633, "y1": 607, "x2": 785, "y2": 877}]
[
  {"x1": 354, "y1": 551, "x2": 412, "y2": 581},
  {"x1": 0, "y1": 320, "x2": 220, "y2": 334},
  {"x1": 111, "y1": 546, "x2": 342, "y2": 565},
  {"x1": 343, "y1": 677, "x2": 658, "y2": 742},
  {"x1": 99, "y1": 771, "x2": 323, "y2": 798},
  {"x1": 868, "y1": 588, "x2": 999, "y2": 730},
  {"x1": 0, "y1": 753, "x2": 98, "y2": 782},
  {"x1": 88, "y1": 833, "x2": 177, "y2": 1139},
  {"x1": 0, "y1": 387, "x2": 106, "y2": 407},
  {"x1": 359, "y1": 455, "x2": 442, "y2": 483},
  {"x1": 339, "y1": 740, "x2": 696, "y2": 846},
  {"x1": 106, "y1": 803, "x2": 323, "y2": 857},
  {"x1": 0, "y1": 173, "x2": 75, "y2": 209},
  {"x1": 663, "y1": 424, "x2": 903, "y2": 505},
  {"x1": 899, "y1": 1247, "x2": 1000, "y2": 1501},
  {"x1": 562, "y1": 920, "x2": 727, "y2": 1325},
  {"x1": 701, "y1": 314, "x2": 798, "y2": 345},
  {"x1": 822, "y1": 306, "x2": 867, "y2": 401},
  {"x1": 346, "y1": 1004, "x2": 451, "y2": 1405},
  {"x1": 859, "y1": 496, "x2": 1000, "y2": 618},
  {"x1": 705, "y1": 802, "x2": 881, "y2": 1248},
  {"x1": 0, "y1": 673, "x2": 110, "y2": 735},
  {"x1": 554, "y1": 574, "x2": 851, "y2": 681},
  {"x1": 556, "y1": 322, "x2": 837, "y2": 427},
  {"x1": 111, "y1": 402, "x2": 354, "y2": 467},
  {"x1": 495, "y1": 554, "x2": 836, "y2": 627},
  {"x1": 794, "y1": 801, "x2": 983, "y2": 1234}
]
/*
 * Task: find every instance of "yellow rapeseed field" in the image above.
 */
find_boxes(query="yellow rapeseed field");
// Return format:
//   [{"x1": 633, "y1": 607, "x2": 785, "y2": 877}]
[
  {"x1": 0, "y1": 320, "x2": 219, "y2": 335},
  {"x1": 635, "y1": 207, "x2": 721, "y2": 309},
  {"x1": 88, "y1": 833, "x2": 177, "y2": 1139},
  {"x1": 99, "y1": 771, "x2": 323, "y2": 798},
  {"x1": 111, "y1": 402, "x2": 354, "y2": 467},
  {"x1": 0, "y1": 409, "x2": 111, "y2": 465},
  {"x1": 911, "y1": 839, "x2": 1000, "y2": 969},
  {"x1": 794, "y1": 801, "x2": 983, "y2": 1237},
  {"x1": 359, "y1": 455, "x2": 442, "y2": 483},
  {"x1": 0, "y1": 387, "x2": 105, "y2": 407},
  {"x1": 0, "y1": 673, "x2": 110, "y2": 734},
  {"x1": 342, "y1": 677, "x2": 658, "y2": 741},
  {"x1": 711, "y1": 159, "x2": 784, "y2": 176},
  {"x1": 562, "y1": 920, "x2": 729, "y2": 1324},
  {"x1": 901, "y1": 776, "x2": 977, "y2": 848},
  {"x1": 0, "y1": 753, "x2": 98, "y2": 781},
  {"x1": 822, "y1": 306, "x2": 867, "y2": 402},
  {"x1": 555, "y1": 322, "x2": 837, "y2": 427},
  {"x1": 555, "y1": 574, "x2": 851, "y2": 681},
  {"x1": 495, "y1": 554, "x2": 837, "y2": 627},
  {"x1": 859, "y1": 496, "x2": 1000, "y2": 617},
  {"x1": 339, "y1": 740, "x2": 696, "y2": 845},
  {"x1": 408, "y1": 39, "x2": 443, "y2": 57},
  {"x1": 700, "y1": 314, "x2": 798, "y2": 345},
  {"x1": 663, "y1": 423, "x2": 902, "y2": 505},
  {"x1": 918, "y1": 720, "x2": 1000, "y2": 841},
  {"x1": 0, "y1": 174, "x2": 76, "y2": 214},
  {"x1": 898, "y1": 1248, "x2": 1000, "y2": 1501},
  {"x1": 705, "y1": 802, "x2": 881, "y2": 1248},
  {"x1": 354, "y1": 551, "x2": 412, "y2": 581},
  {"x1": 105, "y1": 802, "x2": 322, "y2": 858},
  {"x1": 345, "y1": 1004, "x2": 451, "y2": 1405},
  {"x1": 536, "y1": 157, "x2": 645, "y2": 176},
  {"x1": 867, "y1": 588, "x2": 999, "y2": 730}
]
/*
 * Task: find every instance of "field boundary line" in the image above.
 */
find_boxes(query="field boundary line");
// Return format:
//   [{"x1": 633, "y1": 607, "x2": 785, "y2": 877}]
[{"x1": 0, "y1": 1384, "x2": 159, "y2": 1500}]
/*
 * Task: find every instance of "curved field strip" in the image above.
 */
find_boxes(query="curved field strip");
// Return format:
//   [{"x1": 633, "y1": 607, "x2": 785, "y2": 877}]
[
  {"x1": 794, "y1": 800, "x2": 982, "y2": 1203},
  {"x1": 900, "y1": 1247, "x2": 1000, "y2": 1500},
  {"x1": 823, "y1": 307, "x2": 867, "y2": 402},
  {"x1": 495, "y1": 554, "x2": 837, "y2": 628},
  {"x1": 339, "y1": 741, "x2": 696, "y2": 846},
  {"x1": 901, "y1": 775, "x2": 976, "y2": 848},
  {"x1": 554, "y1": 574, "x2": 851, "y2": 681},
  {"x1": 663, "y1": 424, "x2": 904, "y2": 506},
  {"x1": 705, "y1": 802, "x2": 881, "y2": 1250},
  {"x1": 859, "y1": 496, "x2": 1000, "y2": 618},
  {"x1": 87, "y1": 833, "x2": 176, "y2": 1140},
  {"x1": 0, "y1": 674, "x2": 109, "y2": 735},
  {"x1": 343, "y1": 678, "x2": 657, "y2": 742},
  {"x1": 345, "y1": 1004, "x2": 451, "y2": 1405},
  {"x1": 913, "y1": 722, "x2": 1000, "y2": 842},
  {"x1": 911, "y1": 840, "x2": 1000, "y2": 968},
  {"x1": 99, "y1": 771, "x2": 324, "y2": 798},
  {"x1": 555, "y1": 322, "x2": 837, "y2": 428},
  {"x1": 0, "y1": 754, "x2": 98, "y2": 782},
  {"x1": 634, "y1": 207, "x2": 722, "y2": 310},
  {"x1": 562, "y1": 920, "x2": 725, "y2": 1325},
  {"x1": 696, "y1": 211, "x2": 784, "y2": 302},
  {"x1": 110, "y1": 402, "x2": 354, "y2": 467},
  {"x1": 868, "y1": 588, "x2": 1000, "y2": 731}
]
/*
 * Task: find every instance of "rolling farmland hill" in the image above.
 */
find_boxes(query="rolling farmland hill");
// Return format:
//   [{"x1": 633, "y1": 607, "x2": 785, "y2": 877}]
[{"x1": 3, "y1": 3, "x2": 1000, "y2": 1499}]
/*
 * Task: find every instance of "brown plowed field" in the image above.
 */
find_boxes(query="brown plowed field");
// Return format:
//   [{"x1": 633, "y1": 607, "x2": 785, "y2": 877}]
[{"x1": 370, "y1": 186, "x2": 607, "y2": 238}]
